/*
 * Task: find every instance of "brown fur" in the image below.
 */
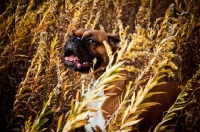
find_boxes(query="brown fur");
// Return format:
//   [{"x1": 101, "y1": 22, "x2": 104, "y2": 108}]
[
  {"x1": 102, "y1": 74, "x2": 184, "y2": 131},
  {"x1": 136, "y1": 82, "x2": 184, "y2": 132},
  {"x1": 66, "y1": 29, "x2": 185, "y2": 131},
  {"x1": 73, "y1": 29, "x2": 119, "y2": 69}
]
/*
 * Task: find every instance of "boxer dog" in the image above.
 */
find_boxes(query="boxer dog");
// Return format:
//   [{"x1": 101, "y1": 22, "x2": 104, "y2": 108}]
[{"x1": 64, "y1": 29, "x2": 185, "y2": 132}]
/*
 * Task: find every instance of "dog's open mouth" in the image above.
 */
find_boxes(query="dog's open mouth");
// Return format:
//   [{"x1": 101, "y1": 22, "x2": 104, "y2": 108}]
[{"x1": 64, "y1": 49, "x2": 93, "y2": 69}]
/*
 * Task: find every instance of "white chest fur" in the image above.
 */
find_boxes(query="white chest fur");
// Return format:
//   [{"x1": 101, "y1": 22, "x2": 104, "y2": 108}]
[{"x1": 84, "y1": 89, "x2": 106, "y2": 131}]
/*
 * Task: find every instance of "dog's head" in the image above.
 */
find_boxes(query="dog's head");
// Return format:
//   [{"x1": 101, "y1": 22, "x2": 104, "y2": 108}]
[{"x1": 64, "y1": 29, "x2": 120, "y2": 72}]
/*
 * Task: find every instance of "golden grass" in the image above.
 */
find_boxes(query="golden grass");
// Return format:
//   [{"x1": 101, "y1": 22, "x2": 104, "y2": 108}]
[{"x1": 0, "y1": 0, "x2": 200, "y2": 131}]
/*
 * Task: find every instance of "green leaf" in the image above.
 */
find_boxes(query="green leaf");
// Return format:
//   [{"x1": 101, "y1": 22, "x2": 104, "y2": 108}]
[{"x1": 138, "y1": 102, "x2": 160, "y2": 109}]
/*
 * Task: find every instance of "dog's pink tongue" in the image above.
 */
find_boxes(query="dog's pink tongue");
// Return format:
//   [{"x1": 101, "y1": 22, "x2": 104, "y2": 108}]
[
  {"x1": 65, "y1": 55, "x2": 80, "y2": 61},
  {"x1": 65, "y1": 55, "x2": 82, "y2": 68},
  {"x1": 76, "y1": 62, "x2": 81, "y2": 68}
]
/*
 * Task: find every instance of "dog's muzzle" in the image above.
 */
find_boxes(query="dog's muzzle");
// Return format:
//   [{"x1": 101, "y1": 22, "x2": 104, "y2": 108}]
[{"x1": 64, "y1": 36, "x2": 94, "y2": 71}]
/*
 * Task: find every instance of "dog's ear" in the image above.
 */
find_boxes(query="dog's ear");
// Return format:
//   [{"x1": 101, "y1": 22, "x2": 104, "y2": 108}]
[
  {"x1": 107, "y1": 33, "x2": 120, "y2": 49},
  {"x1": 73, "y1": 29, "x2": 88, "y2": 38}
]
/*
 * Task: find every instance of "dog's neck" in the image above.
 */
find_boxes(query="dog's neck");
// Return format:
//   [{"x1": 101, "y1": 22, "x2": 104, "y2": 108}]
[
  {"x1": 81, "y1": 71, "x2": 107, "y2": 131},
  {"x1": 83, "y1": 67, "x2": 106, "y2": 80},
  {"x1": 82, "y1": 68, "x2": 128, "y2": 131}
]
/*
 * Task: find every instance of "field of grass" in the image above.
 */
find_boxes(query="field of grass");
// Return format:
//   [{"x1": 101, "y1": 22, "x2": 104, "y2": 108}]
[{"x1": 0, "y1": 0, "x2": 200, "y2": 131}]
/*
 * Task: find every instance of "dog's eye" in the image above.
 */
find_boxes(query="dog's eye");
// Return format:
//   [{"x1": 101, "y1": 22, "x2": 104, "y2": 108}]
[{"x1": 86, "y1": 39, "x2": 95, "y2": 43}]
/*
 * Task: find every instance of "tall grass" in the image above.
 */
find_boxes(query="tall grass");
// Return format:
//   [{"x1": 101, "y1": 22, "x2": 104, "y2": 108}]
[{"x1": 0, "y1": 0, "x2": 199, "y2": 131}]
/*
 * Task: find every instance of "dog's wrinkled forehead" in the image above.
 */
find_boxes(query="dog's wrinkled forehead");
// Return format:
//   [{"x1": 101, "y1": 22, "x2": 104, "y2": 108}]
[
  {"x1": 73, "y1": 29, "x2": 109, "y2": 42},
  {"x1": 73, "y1": 29, "x2": 88, "y2": 38}
]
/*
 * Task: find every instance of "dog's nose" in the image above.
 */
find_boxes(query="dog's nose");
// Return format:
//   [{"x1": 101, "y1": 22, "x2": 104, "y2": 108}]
[{"x1": 70, "y1": 36, "x2": 81, "y2": 43}]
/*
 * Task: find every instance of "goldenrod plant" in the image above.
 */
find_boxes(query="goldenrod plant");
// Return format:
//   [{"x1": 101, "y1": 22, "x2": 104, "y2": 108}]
[
  {"x1": 0, "y1": 0, "x2": 199, "y2": 132},
  {"x1": 21, "y1": 92, "x2": 54, "y2": 132},
  {"x1": 154, "y1": 67, "x2": 200, "y2": 132}
]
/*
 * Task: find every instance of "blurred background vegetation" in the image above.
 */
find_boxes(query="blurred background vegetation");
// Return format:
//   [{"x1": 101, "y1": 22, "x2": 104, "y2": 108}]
[{"x1": 0, "y1": 0, "x2": 200, "y2": 131}]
